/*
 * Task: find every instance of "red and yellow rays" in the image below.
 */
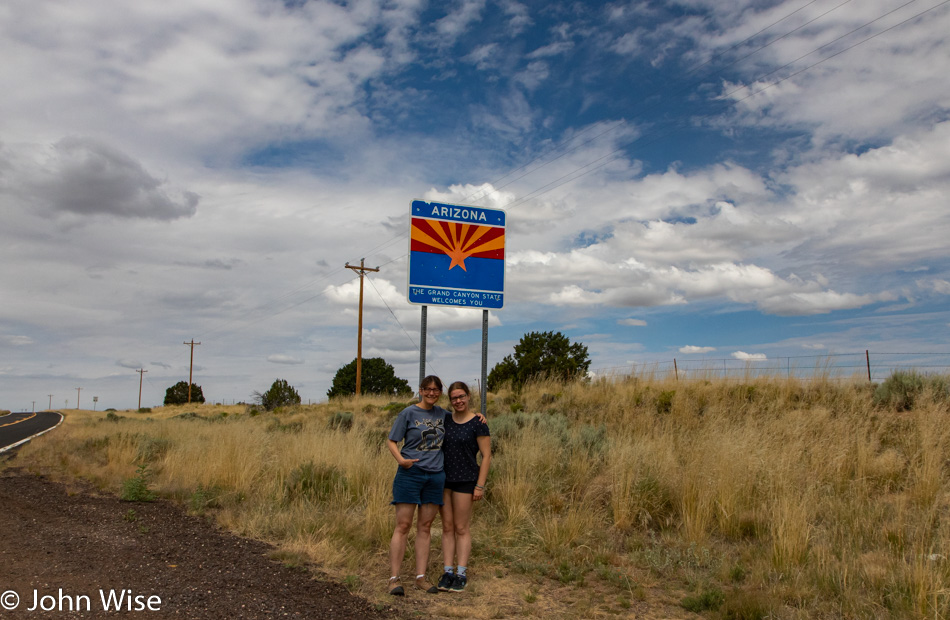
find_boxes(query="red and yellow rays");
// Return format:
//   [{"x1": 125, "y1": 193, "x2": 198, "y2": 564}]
[{"x1": 411, "y1": 218, "x2": 505, "y2": 271}]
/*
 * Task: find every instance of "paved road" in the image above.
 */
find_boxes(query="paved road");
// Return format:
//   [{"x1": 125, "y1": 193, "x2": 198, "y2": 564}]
[{"x1": 0, "y1": 410, "x2": 63, "y2": 453}]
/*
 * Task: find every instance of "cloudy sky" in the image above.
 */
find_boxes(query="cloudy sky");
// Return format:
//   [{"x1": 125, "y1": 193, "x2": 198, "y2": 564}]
[{"x1": 2, "y1": 0, "x2": 949, "y2": 410}]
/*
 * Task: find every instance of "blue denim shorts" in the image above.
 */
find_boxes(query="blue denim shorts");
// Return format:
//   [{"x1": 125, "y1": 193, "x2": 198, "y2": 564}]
[{"x1": 392, "y1": 465, "x2": 445, "y2": 505}]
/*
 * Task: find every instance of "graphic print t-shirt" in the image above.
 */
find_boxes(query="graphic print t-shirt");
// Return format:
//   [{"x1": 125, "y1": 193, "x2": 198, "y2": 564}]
[
  {"x1": 442, "y1": 413, "x2": 490, "y2": 482},
  {"x1": 388, "y1": 404, "x2": 447, "y2": 473}
]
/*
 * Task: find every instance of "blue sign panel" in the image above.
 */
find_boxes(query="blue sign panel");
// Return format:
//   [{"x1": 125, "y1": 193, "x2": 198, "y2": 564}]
[{"x1": 408, "y1": 200, "x2": 506, "y2": 309}]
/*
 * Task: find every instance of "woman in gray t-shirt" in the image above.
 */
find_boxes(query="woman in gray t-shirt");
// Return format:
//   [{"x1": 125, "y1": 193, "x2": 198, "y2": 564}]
[{"x1": 386, "y1": 375, "x2": 448, "y2": 595}]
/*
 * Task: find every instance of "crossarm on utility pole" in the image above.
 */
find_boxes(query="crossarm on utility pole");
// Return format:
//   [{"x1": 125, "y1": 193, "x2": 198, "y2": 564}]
[{"x1": 344, "y1": 259, "x2": 380, "y2": 396}]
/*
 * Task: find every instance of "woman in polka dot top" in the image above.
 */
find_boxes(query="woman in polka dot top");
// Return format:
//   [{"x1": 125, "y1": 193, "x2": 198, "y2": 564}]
[{"x1": 436, "y1": 381, "x2": 491, "y2": 593}]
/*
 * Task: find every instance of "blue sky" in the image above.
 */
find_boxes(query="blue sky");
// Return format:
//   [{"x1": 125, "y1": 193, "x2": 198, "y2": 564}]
[{"x1": 2, "y1": 0, "x2": 949, "y2": 410}]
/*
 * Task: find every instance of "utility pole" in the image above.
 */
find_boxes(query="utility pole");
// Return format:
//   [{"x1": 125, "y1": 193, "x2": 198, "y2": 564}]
[
  {"x1": 344, "y1": 259, "x2": 380, "y2": 396},
  {"x1": 75, "y1": 387, "x2": 82, "y2": 410},
  {"x1": 184, "y1": 340, "x2": 201, "y2": 403},
  {"x1": 48, "y1": 394, "x2": 53, "y2": 410},
  {"x1": 137, "y1": 369, "x2": 147, "y2": 409}
]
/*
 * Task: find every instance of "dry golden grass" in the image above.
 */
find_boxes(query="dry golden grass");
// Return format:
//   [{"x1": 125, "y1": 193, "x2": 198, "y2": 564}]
[{"x1": 11, "y1": 373, "x2": 950, "y2": 619}]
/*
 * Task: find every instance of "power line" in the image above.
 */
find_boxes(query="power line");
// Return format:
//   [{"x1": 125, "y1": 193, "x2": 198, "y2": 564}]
[
  {"x1": 500, "y1": 0, "x2": 949, "y2": 213},
  {"x1": 460, "y1": 0, "x2": 836, "y2": 207},
  {"x1": 185, "y1": 0, "x2": 944, "y2": 345},
  {"x1": 193, "y1": 2, "x2": 857, "y2": 343},
  {"x1": 365, "y1": 274, "x2": 440, "y2": 378}
]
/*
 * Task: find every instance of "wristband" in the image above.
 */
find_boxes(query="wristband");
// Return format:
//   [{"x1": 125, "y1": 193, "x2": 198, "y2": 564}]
[{"x1": 475, "y1": 484, "x2": 485, "y2": 490}]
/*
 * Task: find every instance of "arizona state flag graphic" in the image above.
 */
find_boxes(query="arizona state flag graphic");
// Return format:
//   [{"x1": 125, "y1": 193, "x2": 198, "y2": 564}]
[{"x1": 408, "y1": 200, "x2": 506, "y2": 308}]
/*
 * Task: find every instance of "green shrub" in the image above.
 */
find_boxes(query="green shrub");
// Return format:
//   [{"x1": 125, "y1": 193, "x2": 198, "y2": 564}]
[
  {"x1": 873, "y1": 371, "x2": 925, "y2": 411},
  {"x1": 655, "y1": 390, "x2": 675, "y2": 414},
  {"x1": 681, "y1": 587, "x2": 724, "y2": 612},
  {"x1": 163, "y1": 381, "x2": 204, "y2": 405},
  {"x1": 573, "y1": 423, "x2": 607, "y2": 458},
  {"x1": 383, "y1": 401, "x2": 409, "y2": 414},
  {"x1": 343, "y1": 574, "x2": 361, "y2": 593},
  {"x1": 137, "y1": 407, "x2": 152, "y2": 413},
  {"x1": 81, "y1": 436, "x2": 110, "y2": 453},
  {"x1": 190, "y1": 484, "x2": 223, "y2": 515},
  {"x1": 136, "y1": 436, "x2": 172, "y2": 463},
  {"x1": 106, "y1": 412, "x2": 124, "y2": 422},
  {"x1": 284, "y1": 462, "x2": 347, "y2": 503},
  {"x1": 268, "y1": 419, "x2": 303, "y2": 434},
  {"x1": 554, "y1": 558, "x2": 587, "y2": 584},
  {"x1": 488, "y1": 413, "x2": 522, "y2": 446},
  {"x1": 631, "y1": 473, "x2": 677, "y2": 530},
  {"x1": 363, "y1": 428, "x2": 390, "y2": 454},
  {"x1": 255, "y1": 379, "x2": 302, "y2": 411},
  {"x1": 720, "y1": 589, "x2": 771, "y2": 620},
  {"x1": 328, "y1": 411, "x2": 353, "y2": 431},
  {"x1": 120, "y1": 465, "x2": 156, "y2": 502}
]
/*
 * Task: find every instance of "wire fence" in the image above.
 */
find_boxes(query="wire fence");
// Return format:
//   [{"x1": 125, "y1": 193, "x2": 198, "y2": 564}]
[{"x1": 592, "y1": 352, "x2": 950, "y2": 383}]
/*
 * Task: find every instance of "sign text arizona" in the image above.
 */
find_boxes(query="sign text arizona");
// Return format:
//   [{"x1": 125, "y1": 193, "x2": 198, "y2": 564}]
[{"x1": 428, "y1": 204, "x2": 488, "y2": 222}]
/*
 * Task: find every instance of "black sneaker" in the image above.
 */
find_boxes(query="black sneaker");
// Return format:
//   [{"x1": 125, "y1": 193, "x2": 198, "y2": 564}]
[
  {"x1": 449, "y1": 574, "x2": 467, "y2": 592},
  {"x1": 437, "y1": 571, "x2": 455, "y2": 591},
  {"x1": 389, "y1": 577, "x2": 404, "y2": 596}
]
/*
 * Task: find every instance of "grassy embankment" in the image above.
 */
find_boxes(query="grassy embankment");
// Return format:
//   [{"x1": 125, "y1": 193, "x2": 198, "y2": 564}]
[{"x1": 10, "y1": 371, "x2": 950, "y2": 619}]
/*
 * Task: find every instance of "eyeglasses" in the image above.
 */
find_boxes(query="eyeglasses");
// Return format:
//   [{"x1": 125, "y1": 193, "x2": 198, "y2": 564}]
[
  {"x1": 449, "y1": 395, "x2": 468, "y2": 402},
  {"x1": 421, "y1": 388, "x2": 442, "y2": 394}
]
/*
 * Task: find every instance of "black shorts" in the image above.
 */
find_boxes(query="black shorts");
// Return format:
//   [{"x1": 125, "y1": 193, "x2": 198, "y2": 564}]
[{"x1": 444, "y1": 480, "x2": 477, "y2": 494}]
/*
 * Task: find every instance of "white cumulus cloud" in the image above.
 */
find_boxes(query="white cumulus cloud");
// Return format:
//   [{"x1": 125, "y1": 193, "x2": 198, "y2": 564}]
[{"x1": 680, "y1": 346, "x2": 715, "y2": 354}]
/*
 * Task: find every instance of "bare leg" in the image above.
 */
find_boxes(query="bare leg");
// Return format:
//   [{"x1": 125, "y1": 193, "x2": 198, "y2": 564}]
[
  {"x1": 452, "y1": 491, "x2": 475, "y2": 568},
  {"x1": 415, "y1": 503, "x2": 440, "y2": 577},
  {"x1": 389, "y1": 503, "x2": 417, "y2": 577},
  {"x1": 440, "y1": 489, "x2": 456, "y2": 569}
]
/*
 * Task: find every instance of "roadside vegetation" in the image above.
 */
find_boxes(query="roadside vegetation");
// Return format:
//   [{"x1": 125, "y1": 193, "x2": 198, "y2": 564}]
[{"x1": 10, "y1": 370, "x2": 950, "y2": 619}]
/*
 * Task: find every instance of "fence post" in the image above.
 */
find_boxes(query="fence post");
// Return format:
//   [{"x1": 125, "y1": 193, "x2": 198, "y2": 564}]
[
  {"x1": 866, "y1": 350, "x2": 871, "y2": 382},
  {"x1": 673, "y1": 358, "x2": 678, "y2": 381}
]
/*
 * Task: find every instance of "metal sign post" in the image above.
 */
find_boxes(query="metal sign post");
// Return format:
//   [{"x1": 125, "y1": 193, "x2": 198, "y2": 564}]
[
  {"x1": 481, "y1": 309, "x2": 488, "y2": 416},
  {"x1": 419, "y1": 305, "x2": 427, "y2": 390}
]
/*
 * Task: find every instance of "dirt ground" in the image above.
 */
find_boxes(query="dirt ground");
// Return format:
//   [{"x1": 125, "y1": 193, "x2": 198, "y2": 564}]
[
  {"x1": 0, "y1": 458, "x2": 693, "y2": 620},
  {"x1": 0, "y1": 465, "x2": 399, "y2": 619}
]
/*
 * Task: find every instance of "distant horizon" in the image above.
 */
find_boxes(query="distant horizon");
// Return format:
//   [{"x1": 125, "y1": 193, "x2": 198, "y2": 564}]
[{"x1": 7, "y1": 348, "x2": 949, "y2": 413}]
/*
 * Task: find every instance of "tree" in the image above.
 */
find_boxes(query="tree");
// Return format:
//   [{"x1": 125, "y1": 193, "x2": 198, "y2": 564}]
[
  {"x1": 254, "y1": 378, "x2": 301, "y2": 411},
  {"x1": 327, "y1": 357, "x2": 413, "y2": 398},
  {"x1": 164, "y1": 381, "x2": 205, "y2": 405},
  {"x1": 487, "y1": 331, "x2": 591, "y2": 391}
]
